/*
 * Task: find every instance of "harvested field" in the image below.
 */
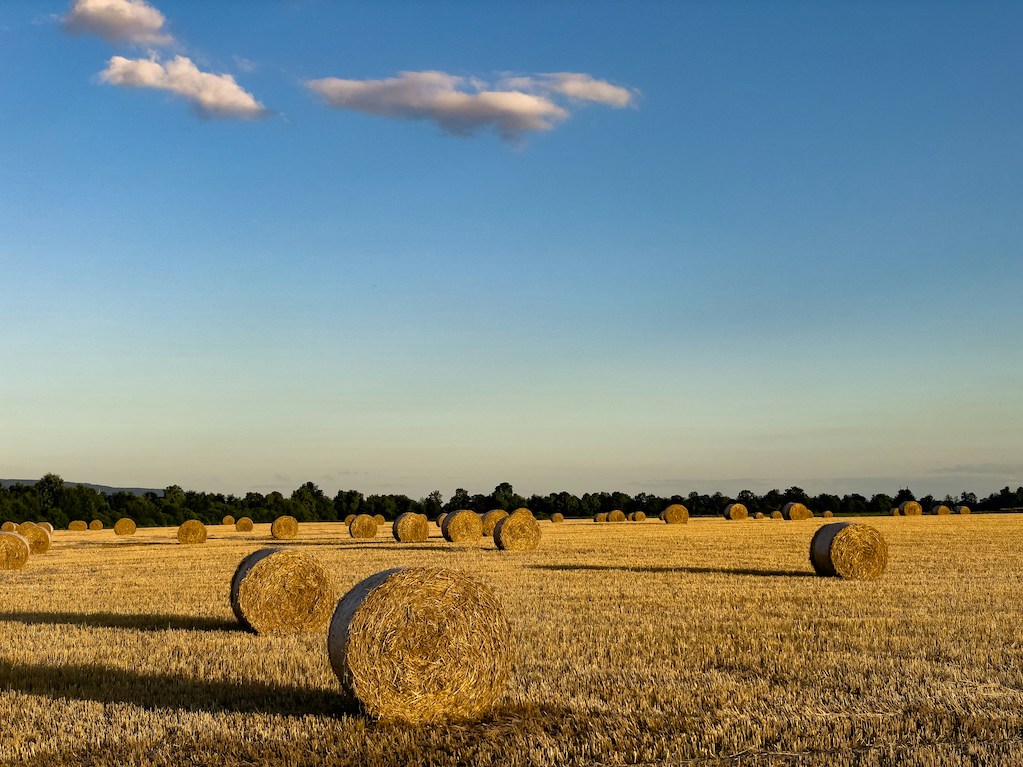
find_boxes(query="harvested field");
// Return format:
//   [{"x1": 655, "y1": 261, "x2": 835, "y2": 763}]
[{"x1": 0, "y1": 515, "x2": 1022, "y2": 765}]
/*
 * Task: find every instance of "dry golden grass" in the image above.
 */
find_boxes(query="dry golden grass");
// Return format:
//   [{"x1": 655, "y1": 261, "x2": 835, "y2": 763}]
[{"x1": 1, "y1": 516, "x2": 1022, "y2": 765}]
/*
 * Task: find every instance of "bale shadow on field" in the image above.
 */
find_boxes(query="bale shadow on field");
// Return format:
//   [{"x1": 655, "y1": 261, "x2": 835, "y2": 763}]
[
  {"x1": 0, "y1": 658, "x2": 354, "y2": 717},
  {"x1": 0, "y1": 610, "x2": 241, "y2": 633},
  {"x1": 528, "y1": 563, "x2": 814, "y2": 578}
]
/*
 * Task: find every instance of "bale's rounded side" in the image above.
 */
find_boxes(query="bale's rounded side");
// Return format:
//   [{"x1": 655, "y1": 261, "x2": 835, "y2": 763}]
[
  {"x1": 327, "y1": 567, "x2": 512, "y2": 723},
  {"x1": 373, "y1": 514, "x2": 386, "y2": 526},
  {"x1": 494, "y1": 513, "x2": 541, "y2": 551},
  {"x1": 550, "y1": 513, "x2": 565, "y2": 524},
  {"x1": 607, "y1": 510, "x2": 627, "y2": 523},
  {"x1": 723, "y1": 503, "x2": 748, "y2": 521},
  {"x1": 632, "y1": 511, "x2": 647, "y2": 522},
  {"x1": 899, "y1": 501, "x2": 923, "y2": 516},
  {"x1": 435, "y1": 513, "x2": 447, "y2": 528},
  {"x1": 771, "y1": 510, "x2": 783, "y2": 519},
  {"x1": 0, "y1": 522, "x2": 15, "y2": 533},
  {"x1": 17, "y1": 523, "x2": 51, "y2": 555},
  {"x1": 230, "y1": 548, "x2": 336, "y2": 634},
  {"x1": 955, "y1": 505, "x2": 971, "y2": 515},
  {"x1": 0, "y1": 533, "x2": 31, "y2": 570},
  {"x1": 222, "y1": 515, "x2": 236, "y2": 526},
  {"x1": 594, "y1": 513, "x2": 608, "y2": 523},
  {"x1": 931, "y1": 505, "x2": 952, "y2": 516},
  {"x1": 481, "y1": 510, "x2": 509, "y2": 536},
  {"x1": 782, "y1": 502, "x2": 813, "y2": 520},
  {"x1": 344, "y1": 514, "x2": 356, "y2": 526},
  {"x1": 235, "y1": 517, "x2": 254, "y2": 532},
  {"x1": 177, "y1": 519, "x2": 207, "y2": 544},
  {"x1": 271, "y1": 515, "x2": 299, "y2": 540},
  {"x1": 754, "y1": 512, "x2": 765, "y2": 519},
  {"x1": 663, "y1": 504, "x2": 689, "y2": 525},
  {"x1": 113, "y1": 518, "x2": 137, "y2": 536},
  {"x1": 68, "y1": 520, "x2": 88, "y2": 531},
  {"x1": 89, "y1": 519, "x2": 104, "y2": 531},
  {"x1": 392, "y1": 513, "x2": 429, "y2": 543},
  {"x1": 350, "y1": 514, "x2": 379, "y2": 539},
  {"x1": 809, "y1": 523, "x2": 887, "y2": 580},
  {"x1": 823, "y1": 510, "x2": 834, "y2": 518},
  {"x1": 37, "y1": 522, "x2": 54, "y2": 534},
  {"x1": 510, "y1": 508, "x2": 533, "y2": 519},
  {"x1": 442, "y1": 510, "x2": 483, "y2": 543}
]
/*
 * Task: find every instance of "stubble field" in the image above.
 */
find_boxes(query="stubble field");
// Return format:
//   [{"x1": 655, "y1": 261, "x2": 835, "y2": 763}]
[{"x1": 1, "y1": 515, "x2": 1021, "y2": 766}]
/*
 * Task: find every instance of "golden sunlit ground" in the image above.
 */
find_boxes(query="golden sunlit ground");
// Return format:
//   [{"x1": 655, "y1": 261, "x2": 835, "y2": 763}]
[{"x1": 1, "y1": 515, "x2": 1021, "y2": 766}]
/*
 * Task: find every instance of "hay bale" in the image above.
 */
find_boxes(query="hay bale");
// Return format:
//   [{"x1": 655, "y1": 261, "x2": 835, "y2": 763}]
[
  {"x1": 442, "y1": 510, "x2": 483, "y2": 543},
  {"x1": 0, "y1": 533, "x2": 30, "y2": 570},
  {"x1": 494, "y1": 512, "x2": 541, "y2": 551},
  {"x1": 230, "y1": 548, "x2": 336, "y2": 634},
  {"x1": 435, "y1": 512, "x2": 447, "y2": 527},
  {"x1": 392, "y1": 513, "x2": 429, "y2": 543},
  {"x1": 17, "y1": 524, "x2": 51, "y2": 555},
  {"x1": 955, "y1": 505, "x2": 971, "y2": 515},
  {"x1": 771, "y1": 510, "x2": 783, "y2": 519},
  {"x1": 271, "y1": 515, "x2": 299, "y2": 540},
  {"x1": 658, "y1": 511, "x2": 665, "y2": 521},
  {"x1": 809, "y1": 522, "x2": 887, "y2": 580},
  {"x1": 236, "y1": 517, "x2": 254, "y2": 532},
  {"x1": 350, "y1": 514, "x2": 379, "y2": 539},
  {"x1": 113, "y1": 518, "x2": 137, "y2": 536},
  {"x1": 663, "y1": 504, "x2": 689, "y2": 525},
  {"x1": 89, "y1": 519, "x2": 104, "y2": 531},
  {"x1": 344, "y1": 514, "x2": 356, "y2": 525},
  {"x1": 899, "y1": 501, "x2": 923, "y2": 516},
  {"x1": 0, "y1": 522, "x2": 15, "y2": 533},
  {"x1": 594, "y1": 513, "x2": 608, "y2": 523},
  {"x1": 510, "y1": 507, "x2": 533, "y2": 518},
  {"x1": 327, "y1": 566, "x2": 511, "y2": 723},
  {"x1": 823, "y1": 510, "x2": 834, "y2": 518},
  {"x1": 37, "y1": 522, "x2": 54, "y2": 534},
  {"x1": 607, "y1": 510, "x2": 627, "y2": 523},
  {"x1": 890, "y1": 507, "x2": 901, "y2": 516},
  {"x1": 222, "y1": 515, "x2": 235, "y2": 526},
  {"x1": 723, "y1": 503, "x2": 748, "y2": 521},
  {"x1": 373, "y1": 514, "x2": 386, "y2": 525},
  {"x1": 177, "y1": 519, "x2": 207, "y2": 544},
  {"x1": 632, "y1": 511, "x2": 647, "y2": 522},
  {"x1": 68, "y1": 520, "x2": 88, "y2": 531},
  {"x1": 481, "y1": 510, "x2": 509, "y2": 536},
  {"x1": 782, "y1": 502, "x2": 813, "y2": 520},
  {"x1": 754, "y1": 512, "x2": 765, "y2": 519},
  {"x1": 931, "y1": 505, "x2": 952, "y2": 516},
  {"x1": 550, "y1": 513, "x2": 565, "y2": 524}
]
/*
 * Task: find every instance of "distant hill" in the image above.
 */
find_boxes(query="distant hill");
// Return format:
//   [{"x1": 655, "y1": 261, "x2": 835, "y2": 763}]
[{"x1": 0, "y1": 479, "x2": 163, "y2": 497}]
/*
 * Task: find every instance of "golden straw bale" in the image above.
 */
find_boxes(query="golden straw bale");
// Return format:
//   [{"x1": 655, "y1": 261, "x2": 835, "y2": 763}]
[
  {"x1": 931, "y1": 505, "x2": 952, "y2": 516},
  {"x1": 89, "y1": 519, "x2": 104, "y2": 531},
  {"x1": 607, "y1": 510, "x2": 627, "y2": 523},
  {"x1": 723, "y1": 503, "x2": 748, "y2": 521},
  {"x1": 344, "y1": 514, "x2": 356, "y2": 525},
  {"x1": 663, "y1": 504, "x2": 689, "y2": 525},
  {"x1": 899, "y1": 501, "x2": 923, "y2": 516},
  {"x1": 810, "y1": 522, "x2": 887, "y2": 580},
  {"x1": 113, "y1": 518, "x2": 137, "y2": 536},
  {"x1": 481, "y1": 510, "x2": 509, "y2": 536},
  {"x1": 442, "y1": 510, "x2": 483, "y2": 543},
  {"x1": 550, "y1": 513, "x2": 565, "y2": 524},
  {"x1": 271, "y1": 515, "x2": 299, "y2": 540},
  {"x1": 177, "y1": 519, "x2": 207, "y2": 544},
  {"x1": 17, "y1": 523, "x2": 51, "y2": 555},
  {"x1": 37, "y1": 522, "x2": 54, "y2": 534},
  {"x1": 16, "y1": 521, "x2": 35, "y2": 532},
  {"x1": 510, "y1": 507, "x2": 533, "y2": 519},
  {"x1": 435, "y1": 513, "x2": 447, "y2": 527},
  {"x1": 230, "y1": 548, "x2": 336, "y2": 634},
  {"x1": 0, "y1": 533, "x2": 30, "y2": 570},
  {"x1": 392, "y1": 513, "x2": 429, "y2": 543},
  {"x1": 595, "y1": 513, "x2": 608, "y2": 523},
  {"x1": 890, "y1": 507, "x2": 901, "y2": 516},
  {"x1": 350, "y1": 514, "x2": 379, "y2": 539},
  {"x1": 327, "y1": 567, "x2": 511, "y2": 723},
  {"x1": 755, "y1": 512, "x2": 765, "y2": 519},
  {"x1": 782, "y1": 502, "x2": 813, "y2": 520},
  {"x1": 771, "y1": 511, "x2": 783, "y2": 519},
  {"x1": 658, "y1": 511, "x2": 665, "y2": 521},
  {"x1": 1, "y1": 522, "x2": 15, "y2": 533},
  {"x1": 68, "y1": 520, "x2": 88, "y2": 531},
  {"x1": 373, "y1": 514, "x2": 386, "y2": 525},
  {"x1": 236, "y1": 517, "x2": 254, "y2": 532},
  {"x1": 222, "y1": 515, "x2": 235, "y2": 526},
  {"x1": 955, "y1": 505, "x2": 971, "y2": 515},
  {"x1": 494, "y1": 512, "x2": 541, "y2": 551},
  {"x1": 823, "y1": 510, "x2": 834, "y2": 518},
  {"x1": 632, "y1": 511, "x2": 647, "y2": 522}
]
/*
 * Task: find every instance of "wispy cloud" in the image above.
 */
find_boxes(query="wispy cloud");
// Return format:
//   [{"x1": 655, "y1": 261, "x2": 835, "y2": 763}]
[
  {"x1": 306, "y1": 69, "x2": 634, "y2": 140},
  {"x1": 63, "y1": 0, "x2": 172, "y2": 46},
  {"x1": 100, "y1": 55, "x2": 269, "y2": 120}
]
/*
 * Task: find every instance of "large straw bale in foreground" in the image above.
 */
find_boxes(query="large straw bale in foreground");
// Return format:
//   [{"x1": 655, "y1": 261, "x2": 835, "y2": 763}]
[
  {"x1": 607, "y1": 510, "x2": 627, "y2": 523},
  {"x1": 236, "y1": 517, "x2": 254, "y2": 532},
  {"x1": 0, "y1": 522, "x2": 15, "y2": 533},
  {"x1": 550, "y1": 513, "x2": 564, "y2": 524},
  {"x1": 494, "y1": 512, "x2": 541, "y2": 551},
  {"x1": 113, "y1": 518, "x2": 137, "y2": 536},
  {"x1": 481, "y1": 510, "x2": 509, "y2": 536},
  {"x1": 442, "y1": 510, "x2": 483, "y2": 543},
  {"x1": 931, "y1": 505, "x2": 952, "y2": 516},
  {"x1": 663, "y1": 504, "x2": 689, "y2": 525},
  {"x1": 230, "y1": 548, "x2": 336, "y2": 634},
  {"x1": 68, "y1": 520, "x2": 88, "y2": 531},
  {"x1": 327, "y1": 567, "x2": 511, "y2": 723},
  {"x1": 0, "y1": 533, "x2": 30, "y2": 570},
  {"x1": 899, "y1": 501, "x2": 923, "y2": 516},
  {"x1": 271, "y1": 515, "x2": 299, "y2": 540},
  {"x1": 782, "y1": 502, "x2": 813, "y2": 520},
  {"x1": 350, "y1": 514, "x2": 378, "y2": 539},
  {"x1": 810, "y1": 523, "x2": 887, "y2": 580},
  {"x1": 392, "y1": 513, "x2": 429, "y2": 543},
  {"x1": 177, "y1": 519, "x2": 207, "y2": 545},
  {"x1": 723, "y1": 503, "x2": 748, "y2": 521},
  {"x1": 17, "y1": 523, "x2": 51, "y2": 555}
]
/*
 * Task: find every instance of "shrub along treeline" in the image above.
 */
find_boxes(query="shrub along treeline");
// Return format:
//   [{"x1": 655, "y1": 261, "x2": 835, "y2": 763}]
[{"x1": 0, "y1": 475, "x2": 1019, "y2": 530}]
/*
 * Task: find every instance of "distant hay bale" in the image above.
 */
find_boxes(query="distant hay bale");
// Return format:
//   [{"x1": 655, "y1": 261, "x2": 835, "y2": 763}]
[
  {"x1": 235, "y1": 517, "x2": 254, "y2": 532},
  {"x1": 177, "y1": 519, "x2": 207, "y2": 544},
  {"x1": 663, "y1": 504, "x2": 689, "y2": 525},
  {"x1": 327, "y1": 566, "x2": 511, "y2": 723},
  {"x1": 510, "y1": 507, "x2": 533, "y2": 518},
  {"x1": 494, "y1": 512, "x2": 541, "y2": 551},
  {"x1": 782, "y1": 502, "x2": 813, "y2": 520},
  {"x1": 955, "y1": 505, "x2": 971, "y2": 515},
  {"x1": 271, "y1": 515, "x2": 299, "y2": 540},
  {"x1": 435, "y1": 513, "x2": 447, "y2": 527},
  {"x1": 392, "y1": 513, "x2": 429, "y2": 543},
  {"x1": 608, "y1": 510, "x2": 627, "y2": 523},
  {"x1": 890, "y1": 507, "x2": 901, "y2": 516},
  {"x1": 594, "y1": 513, "x2": 608, "y2": 523},
  {"x1": 89, "y1": 519, "x2": 104, "y2": 531},
  {"x1": 810, "y1": 522, "x2": 887, "y2": 580},
  {"x1": 222, "y1": 515, "x2": 235, "y2": 526},
  {"x1": 230, "y1": 548, "x2": 336, "y2": 634},
  {"x1": 550, "y1": 513, "x2": 565, "y2": 524},
  {"x1": 723, "y1": 503, "x2": 748, "y2": 521},
  {"x1": 350, "y1": 514, "x2": 379, "y2": 539},
  {"x1": 344, "y1": 514, "x2": 356, "y2": 525},
  {"x1": 113, "y1": 518, "x2": 137, "y2": 536},
  {"x1": 755, "y1": 512, "x2": 765, "y2": 519},
  {"x1": 442, "y1": 510, "x2": 483, "y2": 543},
  {"x1": 68, "y1": 520, "x2": 88, "y2": 531},
  {"x1": 481, "y1": 510, "x2": 509, "y2": 536},
  {"x1": 771, "y1": 511, "x2": 783, "y2": 519},
  {"x1": 17, "y1": 524, "x2": 51, "y2": 555},
  {"x1": 658, "y1": 511, "x2": 665, "y2": 521},
  {"x1": 823, "y1": 510, "x2": 834, "y2": 518},
  {"x1": 931, "y1": 505, "x2": 952, "y2": 516},
  {"x1": 899, "y1": 501, "x2": 923, "y2": 516},
  {"x1": 38, "y1": 522, "x2": 54, "y2": 534},
  {"x1": 631, "y1": 511, "x2": 647, "y2": 522},
  {"x1": 0, "y1": 522, "x2": 15, "y2": 533},
  {"x1": 0, "y1": 533, "x2": 30, "y2": 570},
  {"x1": 373, "y1": 514, "x2": 386, "y2": 525}
]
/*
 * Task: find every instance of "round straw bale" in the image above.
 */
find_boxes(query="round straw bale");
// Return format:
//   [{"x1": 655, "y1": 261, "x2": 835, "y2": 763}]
[
  {"x1": 550, "y1": 513, "x2": 565, "y2": 524},
  {"x1": 755, "y1": 512, "x2": 765, "y2": 519},
  {"x1": 68, "y1": 520, "x2": 88, "y2": 531},
  {"x1": 38, "y1": 522, "x2": 54, "y2": 534},
  {"x1": 595, "y1": 513, "x2": 608, "y2": 523},
  {"x1": 344, "y1": 514, "x2": 356, "y2": 525},
  {"x1": 435, "y1": 512, "x2": 447, "y2": 527},
  {"x1": 782, "y1": 502, "x2": 813, "y2": 520},
  {"x1": 931, "y1": 505, "x2": 952, "y2": 516},
  {"x1": 89, "y1": 519, "x2": 103, "y2": 530},
  {"x1": 955, "y1": 505, "x2": 971, "y2": 515},
  {"x1": 608, "y1": 510, "x2": 627, "y2": 523},
  {"x1": 899, "y1": 500, "x2": 923, "y2": 516},
  {"x1": 230, "y1": 548, "x2": 336, "y2": 634},
  {"x1": 177, "y1": 519, "x2": 207, "y2": 544},
  {"x1": 373, "y1": 514, "x2": 386, "y2": 525},
  {"x1": 663, "y1": 504, "x2": 689, "y2": 524},
  {"x1": 327, "y1": 566, "x2": 511, "y2": 723},
  {"x1": 222, "y1": 515, "x2": 235, "y2": 526},
  {"x1": 17, "y1": 524, "x2": 51, "y2": 555},
  {"x1": 771, "y1": 510, "x2": 783, "y2": 519},
  {"x1": 510, "y1": 507, "x2": 533, "y2": 519},
  {"x1": 823, "y1": 510, "x2": 834, "y2": 518},
  {"x1": 723, "y1": 503, "x2": 748, "y2": 521},
  {"x1": 481, "y1": 510, "x2": 509, "y2": 536},
  {"x1": 235, "y1": 517, "x2": 254, "y2": 532},
  {"x1": 0, "y1": 533, "x2": 30, "y2": 570},
  {"x1": 271, "y1": 515, "x2": 299, "y2": 540},
  {"x1": 658, "y1": 511, "x2": 666, "y2": 521},
  {"x1": 494, "y1": 512, "x2": 541, "y2": 551},
  {"x1": 442, "y1": 510, "x2": 483, "y2": 543},
  {"x1": 632, "y1": 511, "x2": 647, "y2": 522},
  {"x1": 809, "y1": 522, "x2": 887, "y2": 580},
  {"x1": 113, "y1": 518, "x2": 137, "y2": 536},
  {"x1": 392, "y1": 513, "x2": 429, "y2": 543},
  {"x1": 350, "y1": 514, "x2": 378, "y2": 539},
  {"x1": 1, "y1": 522, "x2": 15, "y2": 533},
  {"x1": 890, "y1": 507, "x2": 901, "y2": 516}
]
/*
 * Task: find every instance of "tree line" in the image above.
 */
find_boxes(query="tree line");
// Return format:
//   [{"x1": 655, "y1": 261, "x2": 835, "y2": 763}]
[{"x1": 1, "y1": 475, "x2": 1020, "y2": 530}]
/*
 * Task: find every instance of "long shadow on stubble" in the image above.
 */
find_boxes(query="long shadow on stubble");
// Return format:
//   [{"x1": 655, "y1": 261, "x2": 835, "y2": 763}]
[
  {"x1": 0, "y1": 610, "x2": 241, "y2": 633},
  {"x1": 528, "y1": 563, "x2": 814, "y2": 578}
]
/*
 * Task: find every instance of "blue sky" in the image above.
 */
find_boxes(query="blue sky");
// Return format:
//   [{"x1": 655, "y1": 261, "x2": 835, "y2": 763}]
[{"x1": 1, "y1": 1, "x2": 1021, "y2": 499}]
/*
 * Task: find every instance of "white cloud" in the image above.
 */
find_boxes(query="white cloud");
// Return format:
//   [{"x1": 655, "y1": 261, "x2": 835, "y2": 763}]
[
  {"x1": 100, "y1": 55, "x2": 269, "y2": 119},
  {"x1": 307, "y1": 70, "x2": 572, "y2": 140},
  {"x1": 538, "y1": 73, "x2": 636, "y2": 107},
  {"x1": 64, "y1": 0, "x2": 172, "y2": 46}
]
